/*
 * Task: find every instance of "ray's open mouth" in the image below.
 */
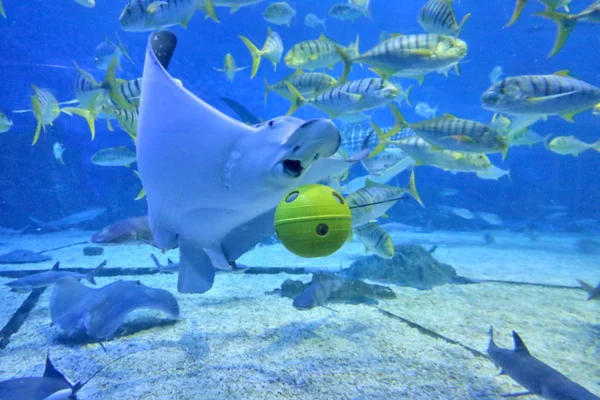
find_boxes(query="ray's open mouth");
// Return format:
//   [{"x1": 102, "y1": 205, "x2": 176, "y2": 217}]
[{"x1": 283, "y1": 159, "x2": 304, "y2": 177}]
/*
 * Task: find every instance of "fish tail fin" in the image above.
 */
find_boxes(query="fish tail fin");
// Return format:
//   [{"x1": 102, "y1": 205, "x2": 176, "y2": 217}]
[
  {"x1": 593, "y1": 139, "x2": 600, "y2": 152},
  {"x1": 506, "y1": 0, "x2": 528, "y2": 27},
  {"x1": 32, "y1": 120, "x2": 42, "y2": 145},
  {"x1": 284, "y1": 81, "x2": 305, "y2": 115},
  {"x1": 0, "y1": 0, "x2": 6, "y2": 18},
  {"x1": 351, "y1": 34, "x2": 359, "y2": 57},
  {"x1": 101, "y1": 57, "x2": 131, "y2": 110},
  {"x1": 535, "y1": 10, "x2": 576, "y2": 57},
  {"x1": 62, "y1": 107, "x2": 96, "y2": 141},
  {"x1": 543, "y1": 134, "x2": 553, "y2": 150},
  {"x1": 202, "y1": 0, "x2": 219, "y2": 22},
  {"x1": 31, "y1": 95, "x2": 43, "y2": 145},
  {"x1": 405, "y1": 170, "x2": 423, "y2": 207},
  {"x1": 115, "y1": 32, "x2": 134, "y2": 65},
  {"x1": 368, "y1": 122, "x2": 390, "y2": 158},
  {"x1": 389, "y1": 103, "x2": 409, "y2": 131},
  {"x1": 239, "y1": 36, "x2": 262, "y2": 79},
  {"x1": 337, "y1": 47, "x2": 353, "y2": 84},
  {"x1": 264, "y1": 76, "x2": 271, "y2": 105},
  {"x1": 455, "y1": 13, "x2": 471, "y2": 38},
  {"x1": 133, "y1": 170, "x2": 146, "y2": 200},
  {"x1": 87, "y1": 260, "x2": 107, "y2": 285},
  {"x1": 502, "y1": 143, "x2": 509, "y2": 160}
]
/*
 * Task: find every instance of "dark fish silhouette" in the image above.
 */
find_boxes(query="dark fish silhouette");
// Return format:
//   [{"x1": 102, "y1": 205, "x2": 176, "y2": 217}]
[
  {"x1": 577, "y1": 279, "x2": 600, "y2": 301},
  {"x1": 0, "y1": 351, "x2": 127, "y2": 400},
  {"x1": 487, "y1": 326, "x2": 600, "y2": 399},
  {"x1": 221, "y1": 97, "x2": 261, "y2": 125},
  {"x1": 0, "y1": 249, "x2": 51, "y2": 264},
  {"x1": 50, "y1": 277, "x2": 179, "y2": 339},
  {"x1": 29, "y1": 208, "x2": 107, "y2": 230},
  {"x1": 5, "y1": 261, "x2": 105, "y2": 292},
  {"x1": 91, "y1": 216, "x2": 152, "y2": 244}
]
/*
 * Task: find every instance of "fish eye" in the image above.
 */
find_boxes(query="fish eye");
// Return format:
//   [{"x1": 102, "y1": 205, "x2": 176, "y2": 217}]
[{"x1": 269, "y1": 120, "x2": 275, "y2": 127}]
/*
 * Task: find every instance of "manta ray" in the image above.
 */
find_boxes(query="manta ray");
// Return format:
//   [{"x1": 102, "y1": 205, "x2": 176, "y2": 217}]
[{"x1": 137, "y1": 31, "x2": 367, "y2": 294}]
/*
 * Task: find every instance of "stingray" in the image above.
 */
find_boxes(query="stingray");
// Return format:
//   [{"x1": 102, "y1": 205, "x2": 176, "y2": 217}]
[
  {"x1": 0, "y1": 249, "x2": 51, "y2": 264},
  {"x1": 0, "y1": 351, "x2": 127, "y2": 400},
  {"x1": 137, "y1": 31, "x2": 368, "y2": 294},
  {"x1": 50, "y1": 277, "x2": 179, "y2": 339}
]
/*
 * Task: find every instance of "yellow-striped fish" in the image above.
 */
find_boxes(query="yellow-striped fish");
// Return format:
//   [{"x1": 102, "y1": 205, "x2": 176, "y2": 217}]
[
  {"x1": 29, "y1": 85, "x2": 95, "y2": 145},
  {"x1": 354, "y1": 222, "x2": 394, "y2": 258},
  {"x1": 506, "y1": 0, "x2": 571, "y2": 27},
  {"x1": 214, "y1": 53, "x2": 247, "y2": 82},
  {"x1": 376, "y1": 130, "x2": 492, "y2": 173},
  {"x1": 354, "y1": 33, "x2": 467, "y2": 84},
  {"x1": 545, "y1": 135, "x2": 600, "y2": 156},
  {"x1": 119, "y1": 0, "x2": 217, "y2": 32},
  {"x1": 264, "y1": 70, "x2": 337, "y2": 104},
  {"x1": 239, "y1": 27, "x2": 283, "y2": 78},
  {"x1": 536, "y1": 3, "x2": 600, "y2": 56},
  {"x1": 481, "y1": 71, "x2": 600, "y2": 121},
  {"x1": 284, "y1": 34, "x2": 359, "y2": 71},
  {"x1": 0, "y1": 111, "x2": 13, "y2": 133},
  {"x1": 101, "y1": 105, "x2": 138, "y2": 143},
  {"x1": 286, "y1": 78, "x2": 399, "y2": 118},
  {"x1": 377, "y1": 104, "x2": 509, "y2": 157},
  {"x1": 418, "y1": 0, "x2": 471, "y2": 35},
  {"x1": 346, "y1": 170, "x2": 422, "y2": 227}
]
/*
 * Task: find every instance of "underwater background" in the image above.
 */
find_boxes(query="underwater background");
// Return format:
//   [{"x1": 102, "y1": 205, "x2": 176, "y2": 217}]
[{"x1": 0, "y1": 1, "x2": 599, "y2": 399}]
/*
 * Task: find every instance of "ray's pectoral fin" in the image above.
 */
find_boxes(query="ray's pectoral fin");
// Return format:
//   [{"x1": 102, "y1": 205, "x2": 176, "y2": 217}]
[{"x1": 177, "y1": 239, "x2": 216, "y2": 294}]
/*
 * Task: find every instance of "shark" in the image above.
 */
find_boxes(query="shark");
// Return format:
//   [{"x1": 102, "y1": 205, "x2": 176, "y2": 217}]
[
  {"x1": 137, "y1": 31, "x2": 367, "y2": 294},
  {"x1": 5, "y1": 260, "x2": 105, "y2": 292},
  {"x1": 577, "y1": 279, "x2": 600, "y2": 301},
  {"x1": 487, "y1": 326, "x2": 600, "y2": 399}
]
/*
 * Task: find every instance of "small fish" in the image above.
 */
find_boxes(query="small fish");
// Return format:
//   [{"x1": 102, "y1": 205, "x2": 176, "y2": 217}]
[
  {"x1": 91, "y1": 146, "x2": 137, "y2": 167},
  {"x1": 415, "y1": 102, "x2": 438, "y2": 119},
  {"x1": 418, "y1": 0, "x2": 471, "y2": 35},
  {"x1": 449, "y1": 207, "x2": 474, "y2": 220},
  {"x1": 577, "y1": 279, "x2": 600, "y2": 301},
  {"x1": 481, "y1": 71, "x2": 600, "y2": 121},
  {"x1": 93, "y1": 35, "x2": 133, "y2": 70},
  {"x1": 264, "y1": 69, "x2": 337, "y2": 104},
  {"x1": 536, "y1": 2, "x2": 600, "y2": 56},
  {"x1": 328, "y1": 3, "x2": 369, "y2": 21},
  {"x1": 119, "y1": 0, "x2": 218, "y2": 32},
  {"x1": 508, "y1": 128, "x2": 549, "y2": 147},
  {"x1": 378, "y1": 104, "x2": 509, "y2": 157},
  {"x1": 5, "y1": 260, "x2": 105, "y2": 292},
  {"x1": 545, "y1": 135, "x2": 600, "y2": 156},
  {"x1": 0, "y1": 110, "x2": 13, "y2": 133},
  {"x1": 29, "y1": 208, "x2": 107, "y2": 230},
  {"x1": 284, "y1": 33, "x2": 359, "y2": 71},
  {"x1": 53, "y1": 142, "x2": 65, "y2": 165},
  {"x1": 353, "y1": 34, "x2": 467, "y2": 84},
  {"x1": 347, "y1": 171, "x2": 422, "y2": 227},
  {"x1": 214, "y1": 53, "x2": 247, "y2": 82},
  {"x1": 354, "y1": 222, "x2": 394, "y2": 258},
  {"x1": 74, "y1": 0, "x2": 95, "y2": 7},
  {"x1": 239, "y1": 27, "x2": 283, "y2": 78},
  {"x1": 304, "y1": 13, "x2": 326, "y2": 30},
  {"x1": 476, "y1": 164, "x2": 510, "y2": 180},
  {"x1": 286, "y1": 78, "x2": 399, "y2": 119},
  {"x1": 506, "y1": 0, "x2": 571, "y2": 27},
  {"x1": 476, "y1": 212, "x2": 503, "y2": 226},
  {"x1": 489, "y1": 66, "x2": 503, "y2": 84},
  {"x1": 263, "y1": 2, "x2": 296, "y2": 26},
  {"x1": 213, "y1": 0, "x2": 264, "y2": 13}
]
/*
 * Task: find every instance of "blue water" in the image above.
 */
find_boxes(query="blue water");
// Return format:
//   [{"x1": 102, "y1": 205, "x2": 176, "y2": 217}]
[{"x1": 0, "y1": 0, "x2": 599, "y2": 229}]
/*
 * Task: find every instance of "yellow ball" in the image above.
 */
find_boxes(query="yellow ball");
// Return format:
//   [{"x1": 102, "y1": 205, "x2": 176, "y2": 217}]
[{"x1": 274, "y1": 184, "x2": 352, "y2": 258}]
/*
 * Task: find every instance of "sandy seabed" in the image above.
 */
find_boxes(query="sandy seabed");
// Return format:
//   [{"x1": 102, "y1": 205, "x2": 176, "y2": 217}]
[{"x1": 0, "y1": 228, "x2": 598, "y2": 400}]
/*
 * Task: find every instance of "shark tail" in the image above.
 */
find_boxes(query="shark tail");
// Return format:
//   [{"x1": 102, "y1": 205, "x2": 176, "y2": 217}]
[
  {"x1": 535, "y1": 10, "x2": 577, "y2": 57},
  {"x1": 239, "y1": 35, "x2": 262, "y2": 79},
  {"x1": 86, "y1": 260, "x2": 107, "y2": 285}
]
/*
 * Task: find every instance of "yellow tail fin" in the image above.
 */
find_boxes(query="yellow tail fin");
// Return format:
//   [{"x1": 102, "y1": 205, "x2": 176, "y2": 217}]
[
  {"x1": 405, "y1": 170, "x2": 423, "y2": 207},
  {"x1": 202, "y1": 0, "x2": 219, "y2": 22},
  {"x1": 101, "y1": 57, "x2": 131, "y2": 110},
  {"x1": 62, "y1": 107, "x2": 96, "y2": 141},
  {"x1": 535, "y1": 10, "x2": 577, "y2": 57},
  {"x1": 239, "y1": 35, "x2": 262, "y2": 79},
  {"x1": 506, "y1": 0, "x2": 528, "y2": 27},
  {"x1": 284, "y1": 81, "x2": 306, "y2": 115}
]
